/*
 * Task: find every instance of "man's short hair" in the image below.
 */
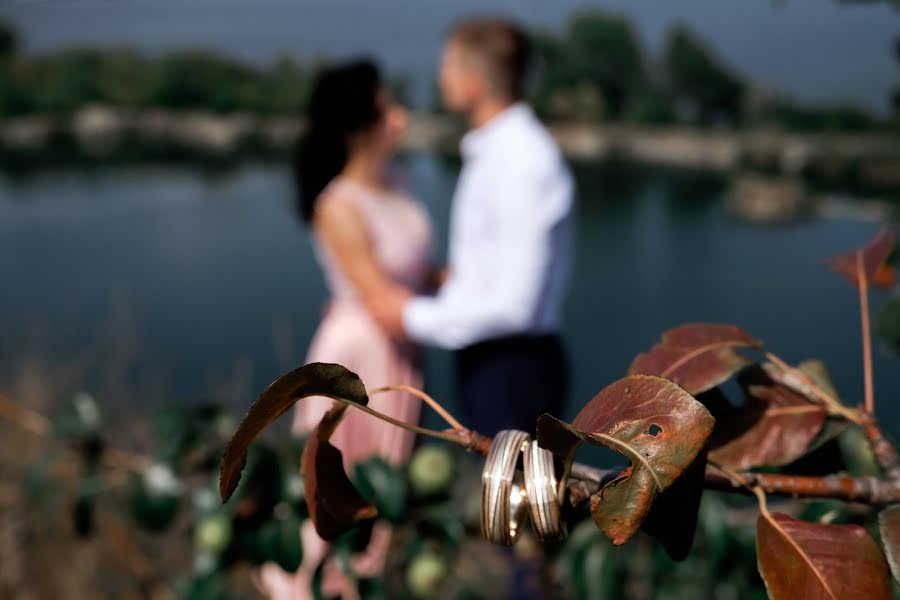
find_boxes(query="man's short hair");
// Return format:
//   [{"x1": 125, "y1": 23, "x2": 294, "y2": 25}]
[{"x1": 448, "y1": 18, "x2": 531, "y2": 101}]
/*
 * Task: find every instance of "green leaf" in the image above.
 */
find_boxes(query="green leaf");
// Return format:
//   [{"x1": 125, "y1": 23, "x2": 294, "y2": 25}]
[
  {"x1": 23, "y1": 448, "x2": 63, "y2": 506},
  {"x1": 537, "y1": 375, "x2": 714, "y2": 546},
  {"x1": 52, "y1": 392, "x2": 103, "y2": 440},
  {"x1": 353, "y1": 456, "x2": 407, "y2": 523},
  {"x1": 838, "y1": 425, "x2": 882, "y2": 477},
  {"x1": 878, "y1": 297, "x2": 900, "y2": 353},
  {"x1": 629, "y1": 323, "x2": 760, "y2": 395},
  {"x1": 405, "y1": 550, "x2": 448, "y2": 598},
  {"x1": 129, "y1": 463, "x2": 182, "y2": 532},
  {"x1": 225, "y1": 444, "x2": 282, "y2": 523},
  {"x1": 151, "y1": 403, "x2": 228, "y2": 465},
  {"x1": 72, "y1": 472, "x2": 101, "y2": 538},
  {"x1": 756, "y1": 512, "x2": 892, "y2": 599},
  {"x1": 557, "y1": 520, "x2": 619, "y2": 600},
  {"x1": 255, "y1": 513, "x2": 303, "y2": 572},
  {"x1": 418, "y1": 504, "x2": 465, "y2": 549},
  {"x1": 181, "y1": 570, "x2": 230, "y2": 600},
  {"x1": 407, "y1": 444, "x2": 456, "y2": 497},
  {"x1": 194, "y1": 511, "x2": 232, "y2": 556}
]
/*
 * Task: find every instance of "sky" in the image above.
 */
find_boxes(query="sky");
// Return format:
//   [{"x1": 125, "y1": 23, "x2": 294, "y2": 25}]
[{"x1": 2, "y1": 0, "x2": 899, "y2": 114}]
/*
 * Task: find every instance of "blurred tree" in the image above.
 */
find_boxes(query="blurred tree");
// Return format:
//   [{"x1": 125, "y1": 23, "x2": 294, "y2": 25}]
[
  {"x1": 261, "y1": 55, "x2": 311, "y2": 115},
  {"x1": 0, "y1": 20, "x2": 17, "y2": 59},
  {"x1": 766, "y1": 102, "x2": 874, "y2": 132},
  {"x1": 0, "y1": 71, "x2": 32, "y2": 116},
  {"x1": 566, "y1": 12, "x2": 646, "y2": 120},
  {"x1": 95, "y1": 49, "x2": 150, "y2": 107},
  {"x1": 0, "y1": 21, "x2": 30, "y2": 116},
  {"x1": 623, "y1": 86, "x2": 676, "y2": 125},
  {"x1": 663, "y1": 27, "x2": 745, "y2": 126},
  {"x1": 531, "y1": 31, "x2": 578, "y2": 119},
  {"x1": 531, "y1": 13, "x2": 646, "y2": 121},
  {"x1": 147, "y1": 51, "x2": 265, "y2": 113},
  {"x1": 30, "y1": 49, "x2": 107, "y2": 113}
]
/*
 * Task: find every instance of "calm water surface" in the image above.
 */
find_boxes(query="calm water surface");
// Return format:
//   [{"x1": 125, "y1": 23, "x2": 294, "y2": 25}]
[{"x1": 1, "y1": 156, "x2": 897, "y2": 440}]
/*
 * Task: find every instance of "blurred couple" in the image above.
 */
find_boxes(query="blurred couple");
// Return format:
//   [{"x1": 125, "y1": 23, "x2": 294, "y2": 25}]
[{"x1": 262, "y1": 17, "x2": 574, "y2": 600}]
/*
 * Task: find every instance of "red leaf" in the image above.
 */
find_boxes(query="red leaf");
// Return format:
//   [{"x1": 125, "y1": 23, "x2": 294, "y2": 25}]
[
  {"x1": 219, "y1": 363, "x2": 377, "y2": 538},
  {"x1": 873, "y1": 264, "x2": 897, "y2": 289},
  {"x1": 757, "y1": 512, "x2": 892, "y2": 600},
  {"x1": 706, "y1": 370, "x2": 827, "y2": 470},
  {"x1": 302, "y1": 406, "x2": 378, "y2": 540},
  {"x1": 823, "y1": 227, "x2": 896, "y2": 291},
  {"x1": 537, "y1": 375, "x2": 714, "y2": 546},
  {"x1": 629, "y1": 323, "x2": 760, "y2": 395},
  {"x1": 879, "y1": 505, "x2": 900, "y2": 584}
]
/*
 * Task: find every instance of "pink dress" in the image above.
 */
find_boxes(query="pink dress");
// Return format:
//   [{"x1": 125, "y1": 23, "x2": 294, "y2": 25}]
[
  {"x1": 292, "y1": 176, "x2": 432, "y2": 463},
  {"x1": 261, "y1": 176, "x2": 431, "y2": 600}
]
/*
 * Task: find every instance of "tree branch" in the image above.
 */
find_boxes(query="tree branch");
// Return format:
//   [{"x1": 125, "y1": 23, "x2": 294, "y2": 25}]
[
  {"x1": 565, "y1": 462, "x2": 900, "y2": 506},
  {"x1": 858, "y1": 414, "x2": 900, "y2": 481}
]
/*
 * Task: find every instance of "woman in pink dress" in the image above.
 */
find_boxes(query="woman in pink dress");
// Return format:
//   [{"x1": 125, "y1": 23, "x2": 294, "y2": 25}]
[{"x1": 260, "y1": 61, "x2": 433, "y2": 599}]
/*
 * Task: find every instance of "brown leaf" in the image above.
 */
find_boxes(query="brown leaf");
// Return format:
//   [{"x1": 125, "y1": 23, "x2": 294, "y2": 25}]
[
  {"x1": 629, "y1": 323, "x2": 760, "y2": 395},
  {"x1": 757, "y1": 512, "x2": 892, "y2": 600},
  {"x1": 219, "y1": 362, "x2": 369, "y2": 502},
  {"x1": 823, "y1": 227, "x2": 896, "y2": 291},
  {"x1": 879, "y1": 505, "x2": 900, "y2": 584},
  {"x1": 537, "y1": 375, "x2": 715, "y2": 546},
  {"x1": 706, "y1": 369, "x2": 827, "y2": 470},
  {"x1": 218, "y1": 363, "x2": 378, "y2": 540},
  {"x1": 301, "y1": 405, "x2": 378, "y2": 540}
]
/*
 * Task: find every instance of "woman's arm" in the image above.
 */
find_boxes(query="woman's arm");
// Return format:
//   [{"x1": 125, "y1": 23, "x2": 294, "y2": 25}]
[{"x1": 314, "y1": 196, "x2": 411, "y2": 327}]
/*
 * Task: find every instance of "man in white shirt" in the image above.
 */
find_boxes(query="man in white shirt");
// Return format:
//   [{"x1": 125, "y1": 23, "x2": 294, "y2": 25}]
[{"x1": 381, "y1": 18, "x2": 573, "y2": 437}]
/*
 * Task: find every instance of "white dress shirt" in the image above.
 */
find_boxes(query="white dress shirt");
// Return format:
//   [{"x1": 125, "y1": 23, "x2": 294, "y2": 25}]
[{"x1": 403, "y1": 103, "x2": 574, "y2": 350}]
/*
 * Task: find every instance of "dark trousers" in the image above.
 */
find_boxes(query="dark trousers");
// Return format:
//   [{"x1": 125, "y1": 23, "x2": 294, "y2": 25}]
[{"x1": 455, "y1": 334, "x2": 569, "y2": 437}]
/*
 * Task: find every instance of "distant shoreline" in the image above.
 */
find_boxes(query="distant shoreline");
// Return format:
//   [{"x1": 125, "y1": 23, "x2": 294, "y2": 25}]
[{"x1": 2, "y1": 105, "x2": 899, "y2": 191}]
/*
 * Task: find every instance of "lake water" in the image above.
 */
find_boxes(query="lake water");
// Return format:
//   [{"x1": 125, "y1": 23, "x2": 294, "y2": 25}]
[{"x1": 1, "y1": 156, "x2": 898, "y2": 441}]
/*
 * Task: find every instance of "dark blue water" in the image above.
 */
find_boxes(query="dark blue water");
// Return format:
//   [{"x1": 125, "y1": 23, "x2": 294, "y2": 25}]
[{"x1": 1, "y1": 157, "x2": 898, "y2": 441}]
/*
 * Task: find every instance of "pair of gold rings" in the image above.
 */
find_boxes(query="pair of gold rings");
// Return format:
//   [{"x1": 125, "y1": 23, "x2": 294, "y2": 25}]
[{"x1": 480, "y1": 429, "x2": 565, "y2": 545}]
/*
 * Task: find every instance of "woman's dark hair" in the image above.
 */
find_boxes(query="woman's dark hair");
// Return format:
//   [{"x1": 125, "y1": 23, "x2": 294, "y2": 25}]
[{"x1": 294, "y1": 59, "x2": 383, "y2": 222}]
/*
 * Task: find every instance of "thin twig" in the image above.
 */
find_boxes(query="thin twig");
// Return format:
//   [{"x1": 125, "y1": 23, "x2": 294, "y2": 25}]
[
  {"x1": 340, "y1": 400, "x2": 482, "y2": 448},
  {"x1": 750, "y1": 485, "x2": 769, "y2": 515},
  {"x1": 0, "y1": 393, "x2": 50, "y2": 436},
  {"x1": 856, "y1": 251, "x2": 875, "y2": 415},
  {"x1": 0, "y1": 392, "x2": 149, "y2": 472},
  {"x1": 369, "y1": 384, "x2": 466, "y2": 431}
]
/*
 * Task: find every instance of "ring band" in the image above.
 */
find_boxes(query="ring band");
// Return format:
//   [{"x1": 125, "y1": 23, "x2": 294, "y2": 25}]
[
  {"x1": 522, "y1": 440, "x2": 565, "y2": 542},
  {"x1": 481, "y1": 429, "x2": 530, "y2": 546}
]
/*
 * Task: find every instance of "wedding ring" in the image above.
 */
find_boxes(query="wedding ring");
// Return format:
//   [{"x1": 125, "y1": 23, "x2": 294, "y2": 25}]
[
  {"x1": 522, "y1": 440, "x2": 565, "y2": 542},
  {"x1": 481, "y1": 429, "x2": 531, "y2": 546}
]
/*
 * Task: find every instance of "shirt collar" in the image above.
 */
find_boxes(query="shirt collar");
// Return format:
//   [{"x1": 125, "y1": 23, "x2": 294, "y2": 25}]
[{"x1": 460, "y1": 102, "x2": 531, "y2": 160}]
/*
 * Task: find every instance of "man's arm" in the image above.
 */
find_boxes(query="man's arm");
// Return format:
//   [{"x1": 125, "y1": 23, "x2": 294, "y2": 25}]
[{"x1": 401, "y1": 165, "x2": 572, "y2": 349}]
